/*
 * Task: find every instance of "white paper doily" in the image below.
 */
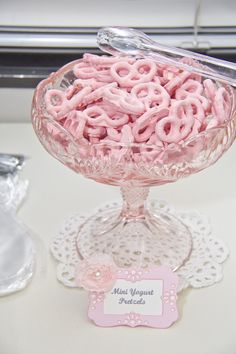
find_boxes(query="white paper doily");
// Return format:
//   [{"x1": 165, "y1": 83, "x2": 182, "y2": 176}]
[{"x1": 50, "y1": 201, "x2": 229, "y2": 292}]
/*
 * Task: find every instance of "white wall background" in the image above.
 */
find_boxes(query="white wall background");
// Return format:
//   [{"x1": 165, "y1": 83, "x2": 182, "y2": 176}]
[{"x1": 0, "y1": 0, "x2": 196, "y2": 28}]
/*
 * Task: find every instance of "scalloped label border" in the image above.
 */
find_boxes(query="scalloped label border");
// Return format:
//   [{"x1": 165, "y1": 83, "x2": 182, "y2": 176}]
[{"x1": 88, "y1": 266, "x2": 179, "y2": 328}]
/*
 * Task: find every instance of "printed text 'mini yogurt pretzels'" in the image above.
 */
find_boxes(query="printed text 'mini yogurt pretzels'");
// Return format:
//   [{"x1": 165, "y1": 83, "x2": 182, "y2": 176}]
[{"x1": 110, "y1": 59, "x2": 157, "y2": 87}]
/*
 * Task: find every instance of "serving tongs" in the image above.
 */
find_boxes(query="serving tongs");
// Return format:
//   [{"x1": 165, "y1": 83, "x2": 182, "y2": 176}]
[{"x1": 97, "y1": 27, "x2": 236, "y2": 87}]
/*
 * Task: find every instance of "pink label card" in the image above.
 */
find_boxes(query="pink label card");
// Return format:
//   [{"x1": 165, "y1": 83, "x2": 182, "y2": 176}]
[{"x1": 88, "y1": 266, "x2": 179, "y2": 328}]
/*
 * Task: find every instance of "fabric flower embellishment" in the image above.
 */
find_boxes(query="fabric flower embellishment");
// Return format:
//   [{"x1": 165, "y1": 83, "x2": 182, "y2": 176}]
[{"x1": 75, "y1": 254, "x2": 117, "y2": 292}]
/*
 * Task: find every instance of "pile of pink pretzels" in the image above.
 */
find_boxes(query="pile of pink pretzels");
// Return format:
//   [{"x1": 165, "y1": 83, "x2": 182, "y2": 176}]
[{"x1": 45, "y1": 53, "x2": 231, "y2": 149}]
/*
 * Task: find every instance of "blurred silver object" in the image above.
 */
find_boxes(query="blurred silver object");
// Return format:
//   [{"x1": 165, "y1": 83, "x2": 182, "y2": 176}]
[
  {"x1": 0, "y1": 154, "x2": 28, "y2": 212},
  {"x1": 0, "y1": 209, "x2": 35, "y2": 296},
  {"x1": 0, "y1": 153, "x2": 26, "y2": 176},
  {"x1": 0, "y1": 175, "x2": 29, "y2": 212},
  {"x1": 0, "y1": 153, "x2": 35, "y2": 296}
]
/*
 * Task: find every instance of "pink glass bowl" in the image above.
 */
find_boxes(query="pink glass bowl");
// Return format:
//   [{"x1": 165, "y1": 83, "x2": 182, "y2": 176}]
[{"x1": 32, "y1": 59, "x2": 236, "y2": 270}]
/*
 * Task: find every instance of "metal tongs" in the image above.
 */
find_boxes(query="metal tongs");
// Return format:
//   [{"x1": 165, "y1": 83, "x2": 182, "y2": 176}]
[
  {"x1": 97, "y1": 27, "x2": 236, "y2": 87},
  {"x1": 0, "y1": 154, "x2": 26, "y2": 176}
]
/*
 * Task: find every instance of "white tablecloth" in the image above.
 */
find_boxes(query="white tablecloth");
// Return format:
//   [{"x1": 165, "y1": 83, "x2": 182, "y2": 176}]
[{"x1": 0, "y1": 123, "x2": 236, "y2": 354}]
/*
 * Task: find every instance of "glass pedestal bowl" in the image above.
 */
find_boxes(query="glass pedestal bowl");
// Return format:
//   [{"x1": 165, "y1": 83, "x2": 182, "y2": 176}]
[{"x1": 32, "y1": 59, "x2": 236, "y2": 270}]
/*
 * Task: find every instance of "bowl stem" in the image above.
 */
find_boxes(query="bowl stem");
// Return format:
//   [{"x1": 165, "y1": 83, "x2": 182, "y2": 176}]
[{"x1": 120, "y1": 182, "x2": 149, "y2": 219}]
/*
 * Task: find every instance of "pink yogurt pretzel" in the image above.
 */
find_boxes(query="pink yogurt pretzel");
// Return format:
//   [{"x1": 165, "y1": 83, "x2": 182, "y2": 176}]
[
  {"x1": 175, "y1": 79, "x2": 210, "y2": 111},
  {"x1": 132, "y1": 107, "x2": 169, "y2": 143},
  {"x1": 83, "y1": 106, "x2": 110, "y2": 127},
  {"x1": 164, "y1": 71, "x2": 191, "y2": 95},
  {"x1": 170, "y1": 97, "x2": 205, "y2": 124},
  {"x1": 155, "y1": 64, "x2": 169, "y2": 85},
  {"x1": 162, "y1": 65, "x2": 180, "y2": 83},
  {"x1": 203, "y1": 79, "x2": 217, "y2": 101},
  {"x1": 82, "y1": 83, "x2": 116, "y2": 105},
  {"x1": 147, "y1": 133, "x2": 164, "y2": 147},
  {"x1": 179, "y1": 57, "x2": 198, "y2": 66},
  {"x1": 212, "y1": 87, "x2": 231, "y2": 123},
  {"x1": 175, "y1": 79, "x2": 203, "y2": 97},
  {"x1": 73, "y1": 78, "x2": 106, "y2": 90},
  {"x1": 155, "y1": 115, "x2": 195, "y2": 143},
  {"x1": 73, "y1": 62, "x2": 98, "y2": 79},
  {"x1": 103, "y1": 84, "x2": 144, "y2": 114},
  {"x1": 110, "y1": 59, "x2": 157, "y2": 87},
  {"x1": 58, "y1": 86, "x2": 92, "y2": 117},
  {"x1": 120, "y1": 124, "x2": 134, "y2": 144},
  {"x1": 73, "y1": 61, "x2": 113, "y2": 83},
  {"x1": 152, "y1": 75, "x2": 161, "y2": 85},
  {"x1": 83, "y1": 105, "x2": 129, "y2": 128},
  {"x1": 109, "y1": 111, "x2": 130, "y2": 128},
  {"x1": 115, "y1": 124, "x2": 135, "y2": 160},
  {"x1": 65, "y1": 85, "x2": 77, "y2": 100},
  {"x1": 131, "y1": 82, "x2": 170, "y2": 110},
  {"x1": 45, "y1": 86, "x2": 91, "y2": 120},
  {"x1": 175, "y1": 91, "x2": 210, "y2": 112},
  {"x1": 45, "y1": 89, "x2": 67, "y2": 119},
  {"x1": 106, "y1": 122, "x2": 135, "y2": 142},
  {"x1": 92, "y1": 100, "x2": 121, "y2": 117},
  {"x1": 179, "y1": 57, "x2": 202, "y2": 81},
  {"x1": 83, "y1": 53, "x2": 135, "y2": 66},
  {"x1": 96, "y1": 69, "x2": 114, "y2": 83},
  {"x1": 106, "y1": 127, "x2": 121, "y2": 142}
]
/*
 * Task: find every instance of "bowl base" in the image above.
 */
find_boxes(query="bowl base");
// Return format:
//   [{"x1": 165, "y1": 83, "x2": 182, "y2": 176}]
[{"x1": 76, "y1": 202, "x2": 193, "y2": 270}]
